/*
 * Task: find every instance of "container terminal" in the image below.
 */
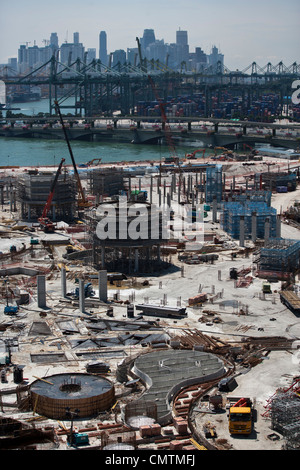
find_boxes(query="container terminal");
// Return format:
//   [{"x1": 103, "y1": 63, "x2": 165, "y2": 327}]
[{"x1": 0, "y1": 105, "x2": 300, "y2": 451}]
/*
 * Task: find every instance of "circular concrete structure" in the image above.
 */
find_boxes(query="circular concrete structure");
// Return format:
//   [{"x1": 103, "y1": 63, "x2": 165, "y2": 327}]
[
  {"x1": 30, "y1": 373, "x2": 115, "y2": 419},
  {"x1": 132, "y1": 349, "x2": 226, "y2": 425}
]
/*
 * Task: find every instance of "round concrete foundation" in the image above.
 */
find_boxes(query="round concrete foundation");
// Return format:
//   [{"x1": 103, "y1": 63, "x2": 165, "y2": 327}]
[{"x1": 30, "y1": 373, "x2": 115, "y2": 419}]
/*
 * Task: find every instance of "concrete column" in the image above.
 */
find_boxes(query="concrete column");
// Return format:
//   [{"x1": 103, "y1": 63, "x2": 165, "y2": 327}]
[
  {"x1": 212, "y1": 196, "x2": 217, "y2": 223},
  {"x1": 37, "y1": 275, "x2": 46, "y2": 308},
  {"x1": 98, "y1": 270, "x2": 107, "y2": 302},
  {"x1": 264, "y1": 217, "x2": 270, "y2": 246},
  {"x1": 61, "y1": 267, "x2": 67, "y2": 298},
  {"x1": 239, "y1": 216, "x2": 245, "y2": 247},
  {"x1": 276, "y1": 215, "x2": 281, "y2": 238},
  {"x1": 251, "y1": 211, "x2": 257, "y2": 242},
  {"x1": 79, "y1": 279, "x2": 85, "y2": 313},
  {"x1": 167, "y1": 193, "x2": 171, "y2": 207},
  {"x1": 150, "y1": 176, "x2": 153, "y2": 204},
  {"x1": 134, "y1": 248, "x2": 139, "y2": 272}
]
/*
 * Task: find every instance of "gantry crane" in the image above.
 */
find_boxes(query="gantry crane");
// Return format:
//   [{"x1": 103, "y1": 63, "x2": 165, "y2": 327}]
[{"x1": 39, "y1": 158, "x2": 65, "y2": 232}]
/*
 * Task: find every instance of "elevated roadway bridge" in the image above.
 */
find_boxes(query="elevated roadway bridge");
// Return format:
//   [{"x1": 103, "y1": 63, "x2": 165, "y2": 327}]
[{"x1": 0, "y1": 116, "x2": 299, "y2": 150}]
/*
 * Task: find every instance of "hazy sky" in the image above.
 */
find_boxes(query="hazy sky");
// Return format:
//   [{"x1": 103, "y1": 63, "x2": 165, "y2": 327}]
[{"x1": 0, "y1": 0, "x2": 299, "y2": 69}]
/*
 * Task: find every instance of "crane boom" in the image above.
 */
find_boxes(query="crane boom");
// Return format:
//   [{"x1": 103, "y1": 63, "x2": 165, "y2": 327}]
[
  {"x1": 39, "y1": 157, "x2": 65, "y2": 232},
  {"x1": 41, "y1": 158, "x2": 65, "y2": 219},
  {"x1": 54, "y1": 100, "x2": 88, "y2": 207},
  {"x1": 147, "y1": 75, "x2": 177, "y2": 158}
]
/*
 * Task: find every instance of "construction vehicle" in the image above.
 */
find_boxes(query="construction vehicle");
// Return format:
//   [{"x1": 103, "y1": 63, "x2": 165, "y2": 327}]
[
  {"x1": 54, "y1": 101, "x2": 91, "y2": 209},
  {"x1": 4, "y1": 305, "x2": 19, "y2": 315},
  {"x1": 71, "y1": 282, "x2": 94, "y2": 300},
  {"x1": 185, "y1": 149, "x2": 206, "y2": 159},
  {"x1": 87, "y1": 158, "x2": 102, "y2": 166},
  {"x1": 38, "y1": 157, "x2": 65, "y2": 232},
  {"x1": 262, "y1": 281, "x2": 272, "y2": 294},
  {"x1": 228, "y1": 397, "x2": 253, "y2": 435}
]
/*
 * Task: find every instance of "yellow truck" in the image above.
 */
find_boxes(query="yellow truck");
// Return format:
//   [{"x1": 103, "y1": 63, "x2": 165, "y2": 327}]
[{"x1": 228, "y1": 397, "x2": 253, "y2": 435}]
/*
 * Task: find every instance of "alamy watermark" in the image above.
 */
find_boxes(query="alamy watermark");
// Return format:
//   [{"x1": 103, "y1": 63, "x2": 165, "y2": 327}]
[
  {"x1": 292, "y1": 80, "x2": 300, "y2": 105},
  {"x1": 95, "y1": 196, "x2": 205, "y2": 251}
]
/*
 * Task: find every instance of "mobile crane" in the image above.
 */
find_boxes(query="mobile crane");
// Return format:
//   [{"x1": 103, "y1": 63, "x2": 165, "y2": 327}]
[
  {"x1": 39, "y1": 158, "x2": 65, "y2": 233},
  {"x1": 54, "y1": 100, "x2": 90, "y2": 209}
]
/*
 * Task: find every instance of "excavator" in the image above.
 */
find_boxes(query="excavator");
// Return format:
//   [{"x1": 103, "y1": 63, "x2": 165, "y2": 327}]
[
  {"x1": 54, "y1": 100, "x2": 91, "y2": 209},
  {"x1": 38, "y1": 158, "x2": 65, "y2": 233},
  {"x1": 212, "y1": 147, "x2": 234, "y2": 161},
  {"x1": 185, "y1": 149, "x2": 206, "y2": 159}
]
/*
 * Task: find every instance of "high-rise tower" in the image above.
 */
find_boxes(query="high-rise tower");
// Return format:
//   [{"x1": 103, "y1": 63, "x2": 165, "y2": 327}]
[{"x1": 99, "y1": 31, "x2": 108, "y2": 66}]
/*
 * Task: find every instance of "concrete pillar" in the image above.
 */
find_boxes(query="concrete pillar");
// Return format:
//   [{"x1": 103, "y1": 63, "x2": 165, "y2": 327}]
[
  {"x1": 150, "y1": 176, "x2": 153, "y2": 204},
  {"x1": 276, "y1": 215, "x2": 281, "y2": 238},
  {"x1": 134, "y1": 248, "x2": 139, "y2": 272},
  {"x1": 212, "y1": 196, "x2": 217, "y2": 223},
  {"x1": 264, "y1": 217, "x2": 270, "y2": 246},
  {"x1": 79, "y1": 279, "x2": 85, "y2": 313},
  {"x1": 37, "y1": 275, "x2": 46, "y2": 308},
  {"x1": 61, "y1": 267, "x2": 67, "y2": 298},
  {"x1": 251, "y1": 211, "x2": 257, "y2": 242},
  {"x1": 239, "y1": 216, "x2": 245, "y2": 247},
  {"x1": 98, "y1": 270, "x2": 107, "y2": 302}
]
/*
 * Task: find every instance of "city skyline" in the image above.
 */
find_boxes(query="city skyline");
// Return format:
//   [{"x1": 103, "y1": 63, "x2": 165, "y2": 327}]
[{"x1": 0, "y1": 0, "x2": 299, "y2": 69}]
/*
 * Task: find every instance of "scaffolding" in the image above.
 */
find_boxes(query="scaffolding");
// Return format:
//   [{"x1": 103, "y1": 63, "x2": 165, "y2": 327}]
[
  {"x1": 268, "y1": 379, "x2": 300, "y2": 449},
  {"x1": 227, "y1": 190, "x2": 272, "y2": 207},
  {"x1": 255, "y1": 172, "x2": 297, "y2": 192},
  {"x1": 17, "y1": 172, "x2": 77, "y2": 222},
  {"x1": 205, "y1": 164, "x2": 223, "y2": 203},
  {"x1": 88, "y1": 168, "x2": 125, "y2": 199},
  {"x1": 221, "y1": 201, "x2": 277, "y2": 240},
  {"x1": 257, "y1": 238, "x2": 300, "y2": 273}
]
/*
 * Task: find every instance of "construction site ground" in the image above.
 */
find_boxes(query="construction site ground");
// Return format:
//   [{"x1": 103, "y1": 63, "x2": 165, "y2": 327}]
[{"x1": 0, "y1": 158, "x2": 299, "y2": 451}]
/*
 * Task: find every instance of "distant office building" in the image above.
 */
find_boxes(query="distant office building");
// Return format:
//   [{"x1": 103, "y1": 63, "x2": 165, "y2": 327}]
[
  {"x1": 73, "y1": 32, "x2": 80, "y2": 45},
  {"x1": 141, "y1": 29, "x2": 156, "y2": 50},
  {"x1": 8, "y1": 58, "x2": 18, "y2": 71},
  {"x1": 146, "y1": 40, "x2": 166, "y2": 64},
  {"x1": 208, "y1": 45, "x2": 224, "y2": 68},
  {"x1": 112, "y1": 49, "x2": 126, "y2": 67},
  {"x1": 18, "y1": 45, "x2": 28, "y2": 69},
  {"x1": 127, "y1": 48, "x2": 138, "y2": 65},
  {"x1": 60, "y1": 38, "x2": 85, "y2": 65},
  {"x1": 176, "y1": 29, "x2": 188, "y2": 46},
  {"x1": 87, "y1": 48, "x2": 96, "y2": 64},
  {"x1": 50, "y1": 33, "x2": 59, "y2": 49},
  {"x1": 99, "y1": 31, "x2": 108, "y2": 65}
]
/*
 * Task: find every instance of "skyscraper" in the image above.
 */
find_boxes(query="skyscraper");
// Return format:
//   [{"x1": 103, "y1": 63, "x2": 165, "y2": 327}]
[
  {"x1": 141, "y1": 29, "x2": 156, "y2": 50},
  {"x1": 50, "y1": 33, "x2": 59, "y2": 49},
  {"x1": 176, "y1": 29, "x2": 188, "y2": 46},
  {"x1": 99, "y1": 31, "x2": 108, "y2": 66},
  {"x1": 73, "y1": 32, "x2": 80, "y2": 45}
]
